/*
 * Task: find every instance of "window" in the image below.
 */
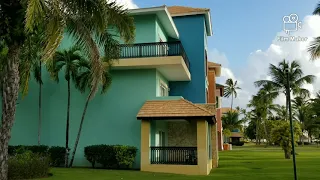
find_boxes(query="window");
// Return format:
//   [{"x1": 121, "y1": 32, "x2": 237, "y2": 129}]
[
  {"x1": 159, "y1": 131, "x2": 165, "y2": 147},
  {"x1": 216, "y1": 96, "x2": 219, "y2": 108},
  {"x1": 159, "y1": 80, "x2": 168, "y2": 97}
]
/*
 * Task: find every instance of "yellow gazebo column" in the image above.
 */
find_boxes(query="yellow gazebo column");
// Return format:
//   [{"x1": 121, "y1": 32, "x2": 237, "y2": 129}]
[
  {"x1": 197, "y1": 120, "x2": 209, "y2": 175},
  {"x1": 211, "y1": 123, "x2": 219, "y2": 168},
  {"x1": 140, "y1": 120, "x2": 150, "y2": 171}
]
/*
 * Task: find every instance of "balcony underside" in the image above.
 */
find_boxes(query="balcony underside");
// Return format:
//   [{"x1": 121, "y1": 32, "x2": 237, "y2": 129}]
[{"x1": 113, "y1": 56, "x2": 191, "y2": 81}]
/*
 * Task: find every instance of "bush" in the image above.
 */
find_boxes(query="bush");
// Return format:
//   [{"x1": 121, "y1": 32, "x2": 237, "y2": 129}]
[
  {"x1": 229, "y1": 141, "x2": 245, "y2": 146},
  {"x1": 8, "y1": 151, "x2": 50, "y2": 180},
  {"x1": 48, "y1": 146, "x2": 66, "y2": 167},
  {"x1": 8, "y1": 145, "x2": 49, "y2": 156},
  {"x1": 8, "y1": 145, "x2": 65, "y2": 167},
  {"x1": 84, "y1": 145, "x2": 137, "y2": 169}
]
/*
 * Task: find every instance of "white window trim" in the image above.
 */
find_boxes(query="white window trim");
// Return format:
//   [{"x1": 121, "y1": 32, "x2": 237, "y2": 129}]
[{"x1": 159, "y1": 80, "x2": 169, "y2": 96}]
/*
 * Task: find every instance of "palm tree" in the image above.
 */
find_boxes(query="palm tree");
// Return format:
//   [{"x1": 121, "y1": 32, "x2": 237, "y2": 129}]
[
  {"x1": 48, "y1": 46, "x2": 86, "y2": 167},
  {"x1": 292, "y1": 95, "x2": 310, "y2": 144},
  {"x1": 247, "y1": 109, "x2": 262, "y2": 144},
  {"x1": 1, "y1": 0, "x2": 135, "y2": 178},
  {"x1": 222, "y1": 111, "x2": 245, "y2": 132},
  {"x1": 0, "y1": 2, "x2": 27, "y2": 179},
  {"x1": 308, "y1": 3, "x2": 320, "y2": 60},
  {"x1": 69, "y1": 57, "x2": 113, "y2": 167},
  {"x1": 19, "y1": 31, "x2": 44, "y2": 145},
  {"x1": 224, "y1": 78, "x2": 241, "y2": 110},
  {"x1": 252, "y1": 87, "x2": 278, "y2": 146},
  {"x1": 255, "y1": 60, "x2": 315, "y2": 118}
]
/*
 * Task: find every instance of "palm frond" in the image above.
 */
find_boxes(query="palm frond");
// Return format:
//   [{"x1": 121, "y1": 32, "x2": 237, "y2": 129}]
[
  {"x1": 308, "y1": 37, "x2": 320, "y2": 60},
  {"x1": 25, "y1": 0, "x2": 46, "y2": 32},
  {"x1": 313, "y1": 3, "x2": 320, "y2": 15}
]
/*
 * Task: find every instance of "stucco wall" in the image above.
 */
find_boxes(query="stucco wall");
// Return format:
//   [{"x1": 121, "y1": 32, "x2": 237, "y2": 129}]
[
  {"x1": 155, "y1": 16, "x2": 168, "y2": 42},
  {"x1": 169, "y1": 15, "x2": 207, "y2": 103},
  {"x1": 156, "y1": 70, "x2": 168, "y2": 97},
  {"x1": 167, "y1": 120, "x2": 197, "y2": 147},
  {"x1": 5, "y1": 69, "x2": 158, "y2": 168},
  {"x1": 133, "y1": 15, "x2": 157, "y2": 43}
]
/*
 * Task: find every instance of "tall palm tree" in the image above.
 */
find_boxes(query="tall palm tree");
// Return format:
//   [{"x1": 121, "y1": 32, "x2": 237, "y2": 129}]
[
  {"x1": 255, "y1": 60, "x2": 315, "y2": 118},
  {"x1": 48, "y1": 46, "x2": 86, "y2": 167},
  {"x1": 1, "y1": 0, "x2": 135, "y2": 178},
  {"x1": 308, "y1": 3, "x2": 320, "y2": 60},
  {"x1": 19, "y1": 31, "x2": 44, "y2": 145},
  {"x1": 69, "y1": 57, "x2": 114, "y2": 167},
  {"x1": 248, "y1": 85, "x2": 278, "y2": 146},
  {"x1": 224, "y1": 78, "x2": 241, "y2": 110},
  {"x1": 292, "y1": 95, "x2": 310, "y2": 144},
  {"x1": 247, "y1": 109, "x2": 262, "y2": 144},
  {"x1": 0, "y1": 2, "x2": 27, "y2": 179}
]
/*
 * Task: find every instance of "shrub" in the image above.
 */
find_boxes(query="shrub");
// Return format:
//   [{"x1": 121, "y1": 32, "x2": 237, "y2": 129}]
[
  {"x1": 271, "y1": 121, "x2": 302, "y2": 159},
  {"x1": 8, "y1": 145, "x2": 49, "y2": 156},
  {"x1": 113, "y1": 145, "x2": 137, "y2": 168},
  {"x1": 8, "y1": 145, "x2": 65, "y2": 167},
  {"x1": 8, "y1": 151, "x2": 50, "y2": 180},
  {"x1": 48, "y1": 146, "x2": 66, "y2": 167},
  {"x1": 84, "y1": 145, "x2": 137, "y2": 169}
]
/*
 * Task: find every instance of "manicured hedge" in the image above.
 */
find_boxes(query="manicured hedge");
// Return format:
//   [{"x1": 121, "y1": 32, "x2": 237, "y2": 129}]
[
  {"x1": 84, "y1": 145, "x2": 137, "y2": 169},
  {"x1": 8, "y1": 151, "x2": 50, "y2": 180},
  {"x1": 229, "y1": 141, "x2": 245, "y2": 146},
  {"x1": 9, "y1": 145, "x2": 66, "y2": 167}
]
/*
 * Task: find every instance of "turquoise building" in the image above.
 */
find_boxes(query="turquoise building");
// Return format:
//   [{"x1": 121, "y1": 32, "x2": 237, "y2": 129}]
[{"x1": 4, "y1": 5, "x2": 220, "y2": 175}]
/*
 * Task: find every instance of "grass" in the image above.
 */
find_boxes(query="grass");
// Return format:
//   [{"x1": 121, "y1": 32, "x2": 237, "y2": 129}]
[{"x1": 39, "y1": 145, "x2": 320, "y2": 180}]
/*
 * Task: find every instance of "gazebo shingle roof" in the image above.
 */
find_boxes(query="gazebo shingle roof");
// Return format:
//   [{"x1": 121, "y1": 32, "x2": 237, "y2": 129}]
[{"x1": 137, "y1": 98, "x2": 214, "y2": 118}]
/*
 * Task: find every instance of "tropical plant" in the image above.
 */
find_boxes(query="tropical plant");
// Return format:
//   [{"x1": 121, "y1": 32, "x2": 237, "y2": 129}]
[
  {"x1": 247, "y1": 84, "x2": 278, "y2": 146},
  {"x1": 274, "y1": 105, "x2": 288, "y2": 120},
  {"x1": 0, "y1": 1, "x2": 27, "y2": 179},
  {"x1": 222, "y1": 111, "x2": 245, "y2": 131},
  {"x1": 246, "y1": 109, "x2": 262, "y2": 144},
  {"x1": 69, "y1": 57, "x2": 114, "y2": 167},
  {"x1": 255, "y1": 60, "x2": 315, "y2": 118},
  {"x1": 1, "y1": 0, "x2": 135, "y2": 179},
  {"x1": 47, "y1": 45, "x2": 87, "y2": 167},
  {"x1": 308, "y1": 3, "x2": 320, "y2": 60},
  {"x1": 292, "y1": 95, "x2": 310, "y2": 144},
  {"x1": 224, "y1": 78, "x2": 241, "y2": 110},
  {"x1": 271, "y1": 121, "x2": 302, "y2": 159}
]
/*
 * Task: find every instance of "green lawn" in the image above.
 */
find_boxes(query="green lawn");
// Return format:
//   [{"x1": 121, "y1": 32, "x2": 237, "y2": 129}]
[{"x1": 40, "y1": 145, "x2": 320, "y2": 180}]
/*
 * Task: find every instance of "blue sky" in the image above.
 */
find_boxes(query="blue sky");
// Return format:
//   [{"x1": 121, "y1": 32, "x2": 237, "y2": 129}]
[
  {"x1": 120, "y1": 0, "x2": 320, "y2": 108},
  {"x1": 131, "y1": 0, "x2": 318, "y2": 69}
]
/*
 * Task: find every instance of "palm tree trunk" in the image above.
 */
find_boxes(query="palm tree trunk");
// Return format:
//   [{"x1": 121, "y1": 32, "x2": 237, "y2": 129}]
[
  {"x1": 0, "y1": 45, "x2": 20, "y2": 180},
  {"x1": 285, "y1": 92, "x2": 289, "y2": 121},
  {"x1": 256, "y1": 120, "x2": 259, "y2": 145},
  {"x1": 65, "y1": 80, "x2": 71, "y2": 167},
  {"x1": 231, "y1": 93, "x2": 234, "y2": 110},
  {"x1": 38, "y1": 62, "x2": 42, "y2": 145},
  {"x1": 263, "y1": 119, "x2": 269, "y2": 147},
  {"x1": 69, "y1": 92, "x2": 92, "y2": 167}
]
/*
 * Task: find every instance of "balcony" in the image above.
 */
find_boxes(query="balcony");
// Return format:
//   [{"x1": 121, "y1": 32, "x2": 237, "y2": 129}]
[{"x1": 113, "y1": 41, "x2": 191, "y2": 81}]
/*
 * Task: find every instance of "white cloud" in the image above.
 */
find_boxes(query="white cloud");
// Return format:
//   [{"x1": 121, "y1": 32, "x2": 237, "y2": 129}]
[
  {"x1": 209, "y1": 15, "x2": 320, "y2": 109},
  {"x1": 114, "y1": 0, "x2": 138, "y2": 9}
]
